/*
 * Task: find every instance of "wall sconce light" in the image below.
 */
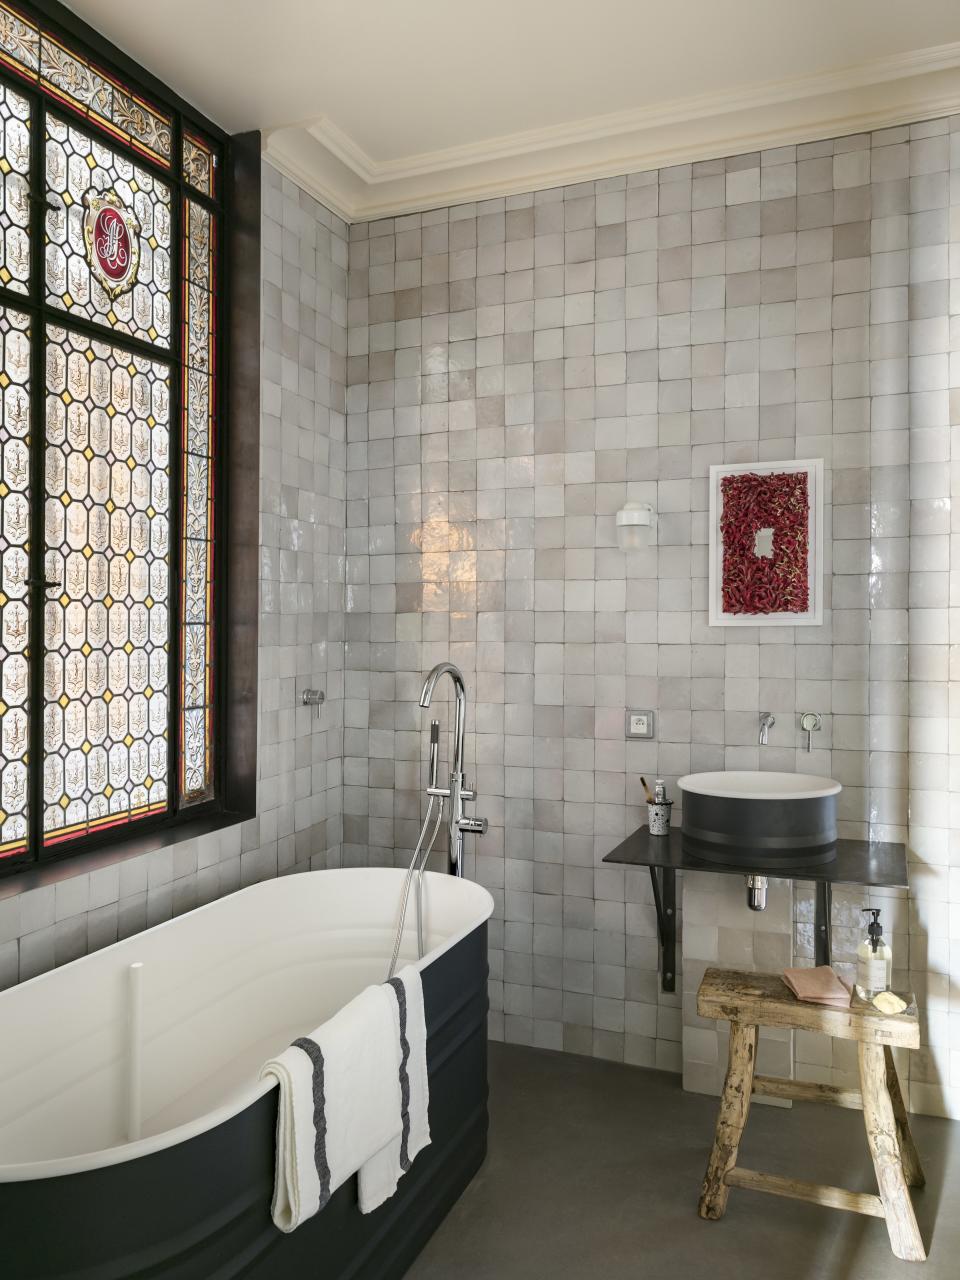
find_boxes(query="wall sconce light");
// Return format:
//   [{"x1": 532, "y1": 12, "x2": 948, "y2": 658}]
[{"x1": 615, "y1": 501, "x2": 656, "y2": 550}]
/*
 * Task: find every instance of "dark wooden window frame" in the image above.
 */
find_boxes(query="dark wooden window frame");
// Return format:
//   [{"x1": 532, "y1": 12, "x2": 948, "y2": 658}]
[{"x1": 0, "y1": 0, "x2": 259, "y2": 890}]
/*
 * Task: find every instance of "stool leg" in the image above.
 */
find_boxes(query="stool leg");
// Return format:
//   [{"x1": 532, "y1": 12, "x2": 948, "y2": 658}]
[
  {"x1": 884, "y1": 1045, "x2": 925, "y2": 1189},
  {"x1": 859, "y1": 1043, "x2": 926, "y2": 1262},
  {"x1": 699, "y1": 1021, "x2": 758, "y2": 1220}
]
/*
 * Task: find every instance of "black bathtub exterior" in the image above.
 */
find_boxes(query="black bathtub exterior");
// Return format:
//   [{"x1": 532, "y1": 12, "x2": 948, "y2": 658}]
[{"x1": 1, "y1": 922, "x2": 488, "y2": 1280}]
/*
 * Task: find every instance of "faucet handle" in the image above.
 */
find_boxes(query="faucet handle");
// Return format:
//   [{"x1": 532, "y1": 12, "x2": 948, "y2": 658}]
[
  {"x1": 457, "y1": 777, "x2": 487, "y2": 836},
  {"x1": 799, "y1": 711, "x2": 822, "y2": 753},
  {"x1": 302, "y1": 688, "x2": 325, "y2": 720},
  {"x1": 459, "y1": 815, "x2": 488, "y2": 836}
]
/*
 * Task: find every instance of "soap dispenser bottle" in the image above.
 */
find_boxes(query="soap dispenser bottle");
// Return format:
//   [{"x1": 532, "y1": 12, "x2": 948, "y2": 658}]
[{"x1": 855, "y1": 908, "x2": 892, "y2": 999}]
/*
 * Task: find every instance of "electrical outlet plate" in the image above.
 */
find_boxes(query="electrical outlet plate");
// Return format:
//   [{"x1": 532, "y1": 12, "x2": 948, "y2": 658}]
[{"x1": 625, "y1": 709, "x2": 655, "y2": 740}]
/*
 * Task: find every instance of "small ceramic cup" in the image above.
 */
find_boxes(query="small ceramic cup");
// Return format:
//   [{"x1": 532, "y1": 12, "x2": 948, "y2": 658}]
[{"x1": 647, "y1": 800, "x2": 673, "y2": 836}]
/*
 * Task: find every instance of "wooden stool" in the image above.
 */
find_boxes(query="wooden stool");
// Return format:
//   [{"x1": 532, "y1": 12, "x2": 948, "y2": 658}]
[{"x1": 696, "y1": 968, "x2": 925, "y2": 1263}]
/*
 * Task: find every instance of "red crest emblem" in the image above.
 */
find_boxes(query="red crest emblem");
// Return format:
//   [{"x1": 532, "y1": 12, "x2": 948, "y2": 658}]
[{"x1": 82, "y1": 190, "x2": 141, "y2": 299}]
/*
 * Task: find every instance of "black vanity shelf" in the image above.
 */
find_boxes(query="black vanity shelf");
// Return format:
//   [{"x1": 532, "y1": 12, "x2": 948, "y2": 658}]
[{"x1": 603, "y1": 826, "x2": 909, "y2": 993}]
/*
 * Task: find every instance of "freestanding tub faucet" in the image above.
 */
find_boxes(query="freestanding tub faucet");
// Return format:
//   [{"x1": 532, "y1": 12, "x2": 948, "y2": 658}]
[
  {"x1": 420, "y1": 661, "x2": 487, "y2": 876},
  {"x1": 387, "y1": 662, "x2": 488, "y2": 978}
]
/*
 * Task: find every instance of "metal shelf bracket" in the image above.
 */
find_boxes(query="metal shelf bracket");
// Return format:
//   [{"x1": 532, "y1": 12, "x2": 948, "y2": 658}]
[
  {"x1": 814, "y1": 880, "x2": 832, "y2": 967},
  {"x1": 649, "y1": 866, "x2": 677, "y2": 992}
]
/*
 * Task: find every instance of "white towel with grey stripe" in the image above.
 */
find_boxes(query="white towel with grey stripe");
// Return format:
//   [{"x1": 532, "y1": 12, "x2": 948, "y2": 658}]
[
  {"x1": 361, "y1": 966, "x2": 431, "y2": 1212},
  {"x1": 260, "y1": 967, "x2": 431, "y2": 1231}
]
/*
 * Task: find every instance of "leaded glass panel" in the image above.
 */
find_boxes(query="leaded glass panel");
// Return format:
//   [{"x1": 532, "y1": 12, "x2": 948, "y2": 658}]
[
  {"x1": 0, "y1": 9, "x2": 225, "y2": 864},
  {"x1": 45, "y1": 115, "x2": 172, "y2": 348},
  {"x1": 0, "y1": 2, "x2": 172, "y2": 164},
  {"x1": 43, "y1": 324, "x2": 170, "y2": 844},
  {"x1": 0, "y1": 305, "x2": 29, "y2": 858},
  {"x1": 181, "y1": 198, "x2": 215, "y2": 802},
  {"x1": 0, "y1": 4, "x2": 37, "y2": 76},
  {"x1": 0, "y1": 80, "x2": 29, "y2": 294},
  {"x1": 182, "y1": 132, "x2": 215, "y2": 198}
]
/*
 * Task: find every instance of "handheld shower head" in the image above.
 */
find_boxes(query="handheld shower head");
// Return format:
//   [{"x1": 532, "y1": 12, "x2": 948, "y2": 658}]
[{"x1": 428, "y1": 719, "x2": 440, "y2": 790}]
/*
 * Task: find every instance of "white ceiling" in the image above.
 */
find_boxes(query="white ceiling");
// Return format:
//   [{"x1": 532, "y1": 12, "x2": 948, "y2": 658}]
[{"x1": 66, "y1": 0, "x2": 960, "y2": 219}]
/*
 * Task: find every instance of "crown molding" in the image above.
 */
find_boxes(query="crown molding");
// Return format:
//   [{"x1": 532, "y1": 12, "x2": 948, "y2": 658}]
[
  {"x1": 261, "y1": 132, "x2": 357, "y2": 225},
  {"x1": 312, "y1": 42, "x2": 960, "y2": 184},
  {"x1": 263, "y1": 43, "x2": 960, "y2": 223}
]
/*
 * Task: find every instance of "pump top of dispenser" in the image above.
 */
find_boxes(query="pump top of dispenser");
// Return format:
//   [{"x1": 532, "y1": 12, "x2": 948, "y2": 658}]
[{"x1": 863, "y1": 908, "x2": 884, "y2": 954}]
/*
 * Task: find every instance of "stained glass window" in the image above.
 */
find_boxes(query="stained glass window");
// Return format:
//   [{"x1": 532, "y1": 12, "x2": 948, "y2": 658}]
[
  {"x1": 0, "y1": 3, "x2": 228, "y2": 866},
  {"x1": 181, "y1": 199, "x2": 215, "y2": 802},
  {"x1": 0, "y1": 80, "x2": 29, "y2": 293},
  {"x1": 45, "y1": 114, "x2": 172, "y2": 348},
  {"x1": 182, "y1": 132, "x2": 215, "y2": 198},
  {"x1": 0, "y1": 2, "x2": 172, "y2": 164},
  {"x1": 42, "y1": 325, "x2": 169, "y2": 843},
  {"x1": 0, "y1": 305, "x2": 30, "y2": 859}
]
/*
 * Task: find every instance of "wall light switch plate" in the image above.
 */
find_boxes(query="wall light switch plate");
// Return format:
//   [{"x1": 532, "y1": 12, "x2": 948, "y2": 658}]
[{"x1": 625, "y1": 710, "x2": 655, "y2": 739}]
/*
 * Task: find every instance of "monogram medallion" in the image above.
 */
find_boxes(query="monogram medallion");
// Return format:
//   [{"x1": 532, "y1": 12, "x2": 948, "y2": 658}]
[{"x1": 81, "y1": 189, "x2": 141, "y2": 299}]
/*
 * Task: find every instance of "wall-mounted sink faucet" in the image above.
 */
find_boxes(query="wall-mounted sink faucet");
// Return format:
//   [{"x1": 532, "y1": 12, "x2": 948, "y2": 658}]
[
  {"x1": 758, "y1": 711, "x2": 775, "y2": 746},
  {"x1": 419, "y1": 662, "x2": 487, "y2": 876}
]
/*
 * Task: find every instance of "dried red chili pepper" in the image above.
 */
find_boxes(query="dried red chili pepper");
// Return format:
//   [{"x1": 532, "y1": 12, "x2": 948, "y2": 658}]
[{"x1": 719, "y1": 471, "x2": 809, "y2": 615}]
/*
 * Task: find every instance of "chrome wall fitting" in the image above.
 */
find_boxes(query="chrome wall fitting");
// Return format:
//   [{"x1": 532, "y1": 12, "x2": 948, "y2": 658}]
[
  {"x1": 800, "y1": 711, "x2": 822, "y2": 753},
  {"x1": 302, "y1": 688, "x2": 325, "y2": 719}
]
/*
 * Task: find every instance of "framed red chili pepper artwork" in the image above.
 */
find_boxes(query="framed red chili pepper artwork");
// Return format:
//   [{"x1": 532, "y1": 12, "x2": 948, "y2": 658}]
[{"x1": 708, "y1": 459, "x2": 823, "y2": 627}]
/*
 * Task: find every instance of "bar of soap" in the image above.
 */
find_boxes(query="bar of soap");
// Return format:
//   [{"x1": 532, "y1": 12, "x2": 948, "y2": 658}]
[{"x1": 872, "y1": 991, "x2": 907, "y2": 1015}]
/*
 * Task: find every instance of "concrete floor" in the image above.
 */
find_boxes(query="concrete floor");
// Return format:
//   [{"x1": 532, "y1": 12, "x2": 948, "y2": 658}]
[{"x1": 406, "y1": 1042, "x2": 959, "y2": 1280}]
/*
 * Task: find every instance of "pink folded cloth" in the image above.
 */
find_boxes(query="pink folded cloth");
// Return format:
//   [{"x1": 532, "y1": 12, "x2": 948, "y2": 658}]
[{"x1": 782, "y1": 965, "x2": 851, "y2": 1008}]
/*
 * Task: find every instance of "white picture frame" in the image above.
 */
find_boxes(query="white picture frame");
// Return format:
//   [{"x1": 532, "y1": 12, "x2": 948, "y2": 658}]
[{"x1": 708, "y1": 458, "x2": 824, "y2": 627}]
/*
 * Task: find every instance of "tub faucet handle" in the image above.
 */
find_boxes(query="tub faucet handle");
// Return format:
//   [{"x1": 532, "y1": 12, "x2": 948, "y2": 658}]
[
  {"x1": 457, "y1": 776, "x2": 487, "y2": 836},
  {"x1": 458, "y1": 815, "x2": 488, "y2": 836}
]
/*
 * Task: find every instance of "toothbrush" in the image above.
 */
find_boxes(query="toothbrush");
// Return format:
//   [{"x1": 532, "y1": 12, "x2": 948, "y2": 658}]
[{"x1": 640, "y1": 776, "x2": 655, "y2": 804}]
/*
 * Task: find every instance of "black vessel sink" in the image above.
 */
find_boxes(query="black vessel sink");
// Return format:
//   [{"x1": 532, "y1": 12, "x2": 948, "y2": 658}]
[{"x1": 677, "y1": 771, "x2": 840, "y2": 869}]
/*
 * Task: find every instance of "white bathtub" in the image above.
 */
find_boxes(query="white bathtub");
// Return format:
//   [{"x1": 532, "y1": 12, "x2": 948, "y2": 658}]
[{"x1": 0, "y1": 867, "x2": 493, "y2": 1183}]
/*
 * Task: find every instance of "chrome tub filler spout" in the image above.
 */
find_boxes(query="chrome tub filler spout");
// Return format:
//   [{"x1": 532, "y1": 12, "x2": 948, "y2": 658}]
[{"x1": 388, "y1": 662, "x2": 488, "y2": 979}]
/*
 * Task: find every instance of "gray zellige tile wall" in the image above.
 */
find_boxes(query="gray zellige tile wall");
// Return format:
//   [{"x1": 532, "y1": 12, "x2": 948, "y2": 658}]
[
  {"x1": 343, "y1": 115, "x2": 960, "y2": 1117},
  {"x1": 2, "y1": 123, "x2": 959, "y2": 1123},
  {"x1": 0, "y1": 162, "x2": 347, "y2": 988}
]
